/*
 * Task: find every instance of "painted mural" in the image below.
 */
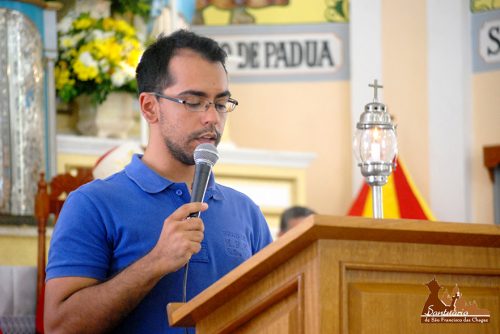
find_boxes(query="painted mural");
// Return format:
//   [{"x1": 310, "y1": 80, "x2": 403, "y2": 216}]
[
  {"x1": 471, "y1": 0, "x2": 500, "y2": 12},
  {"x1": 193, "y1": 0, "x2": 349, "y2": 25}
]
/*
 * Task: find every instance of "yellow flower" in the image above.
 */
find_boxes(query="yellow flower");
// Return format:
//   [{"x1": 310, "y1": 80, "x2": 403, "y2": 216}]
[
  {"x1": 54, "y1": 62, "x2": 75, "y2": 90},
  {"x1": 79, "y1": 41, "x2": 95, "y2": 54},
  {"x1": 126, "y1": 48, "x2": 141, "y2": 67},
  {"x1": 62, "y1": 48, "x2": 78, "y2": 60},
  {"x1": 74, "y1": 60, "x2": 99, "y2": 81},
  {"x1": 98, "y1": 38, "x2": 124, "y2": 64},
  {"x1": 74, "y1": 52, "x2": 99, "y2": 81},
  {"x1": 60, "y1": 36, "x2": 75, "y2": 49},
  {"x1": 114, "y1": 20, "x2": 136, "y2": 37},
  {"x1": 73, "y1": 16, "x2": 95, "y2": 30},
  {"x1": 123, "y1": 36, "x2": 141, "y2": 49},
  {"x1": 102, "y1": 17, "x2": 116, "y2": 31}
]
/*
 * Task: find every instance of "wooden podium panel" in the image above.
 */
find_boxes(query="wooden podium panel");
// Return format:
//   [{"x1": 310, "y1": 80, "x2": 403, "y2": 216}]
[{"x1": 168, "y1": 216, "x2": 500, "y2": 333}]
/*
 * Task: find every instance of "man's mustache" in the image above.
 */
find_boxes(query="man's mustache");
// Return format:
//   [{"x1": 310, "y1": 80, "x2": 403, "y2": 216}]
[{"x1": 188, "y1": 126, "x2": 222, "y2": 143}]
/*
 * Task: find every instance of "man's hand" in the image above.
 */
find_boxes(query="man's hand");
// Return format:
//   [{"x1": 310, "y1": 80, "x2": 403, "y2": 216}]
[{"x1": 151, "y1": 202, "x2": 208, "y2": 273}]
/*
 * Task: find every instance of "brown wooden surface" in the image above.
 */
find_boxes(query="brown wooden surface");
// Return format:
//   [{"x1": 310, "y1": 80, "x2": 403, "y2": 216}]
[
  {"x1": 168, "y1": 216, "x2": 500, "y2": 333},
  {"x1": 484, "y1": 145, "x2": 500, "y2": 182}
]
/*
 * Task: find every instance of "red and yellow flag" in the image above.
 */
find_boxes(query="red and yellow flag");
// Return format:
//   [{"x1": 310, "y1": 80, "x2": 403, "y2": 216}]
[{"x1": 348, "y1": 158, "x2": 435, "y2": 220}]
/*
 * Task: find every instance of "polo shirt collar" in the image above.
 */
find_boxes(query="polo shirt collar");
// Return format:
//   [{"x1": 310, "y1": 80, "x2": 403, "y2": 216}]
[{"x1": 125, "y1": 154, "x2": 224, "y2": 200}]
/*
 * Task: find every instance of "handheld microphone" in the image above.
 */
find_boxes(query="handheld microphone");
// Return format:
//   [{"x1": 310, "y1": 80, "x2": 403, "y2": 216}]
[
  {"x1": 183, "y1": 143, "x2": 219, "y2": 306},
  {"x1": 189, "y1": 143, "x2": 219, "y2": 218}
]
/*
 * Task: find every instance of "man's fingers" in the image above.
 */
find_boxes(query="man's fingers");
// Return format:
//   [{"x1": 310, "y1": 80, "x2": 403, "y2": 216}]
[
  {"x1": 177, "y1": 238, "x2": 203, "y2": 262},
  {"x1": 170, "y1": 202, "x2": 208, "y2": 221},
  {"x1": 185, "y1": 219, "x2": 204, "y2": 232},
  {"x1": 187, "y1": 231, "x2": 204, "y2": 243}
]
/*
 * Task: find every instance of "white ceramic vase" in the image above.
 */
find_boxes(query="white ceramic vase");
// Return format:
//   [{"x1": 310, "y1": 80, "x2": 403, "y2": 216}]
[{"x1": 76, "y1": 92, "x2": 136, "y2": 139}]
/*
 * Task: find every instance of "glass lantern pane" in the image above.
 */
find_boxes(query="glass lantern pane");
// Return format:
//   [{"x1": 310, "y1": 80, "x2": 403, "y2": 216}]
[{"x1": 358, "y1": 128, "x2": 397, "y2": 163}]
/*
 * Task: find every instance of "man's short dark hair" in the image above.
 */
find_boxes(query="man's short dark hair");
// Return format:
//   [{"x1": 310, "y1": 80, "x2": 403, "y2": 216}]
[
  {"x1": 279, "y1": 206, "x2": 316, "y2": 233},
  {"x1": 136, "y1": 29, "x2": 227, "y2": 94}
]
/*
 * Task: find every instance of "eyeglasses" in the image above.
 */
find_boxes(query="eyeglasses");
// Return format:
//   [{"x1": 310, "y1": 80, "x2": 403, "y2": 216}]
[{"x1": 151, "y1": 92, "x2": 238, "y2": 113}]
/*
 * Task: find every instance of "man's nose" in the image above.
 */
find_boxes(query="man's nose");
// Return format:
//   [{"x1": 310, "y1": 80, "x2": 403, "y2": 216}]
[{"x1": 201, "y1": 102, "x2": 221, "y2": 124}]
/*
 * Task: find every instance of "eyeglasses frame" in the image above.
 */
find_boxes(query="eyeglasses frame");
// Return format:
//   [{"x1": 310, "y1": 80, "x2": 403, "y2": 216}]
[{"x1": 150, "y1": 92, "x2": 238, "y2": 113}]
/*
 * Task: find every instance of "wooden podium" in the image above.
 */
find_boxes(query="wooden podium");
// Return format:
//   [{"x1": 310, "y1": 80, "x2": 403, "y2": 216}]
[{"x1": 168, "y1": 216, "x2": 500, "y2": 333}]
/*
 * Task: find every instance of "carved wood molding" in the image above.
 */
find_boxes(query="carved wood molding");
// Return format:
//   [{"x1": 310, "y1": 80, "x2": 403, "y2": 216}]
[{"x1": 340, "y1": 261, "x2": 500, "y2": 277}]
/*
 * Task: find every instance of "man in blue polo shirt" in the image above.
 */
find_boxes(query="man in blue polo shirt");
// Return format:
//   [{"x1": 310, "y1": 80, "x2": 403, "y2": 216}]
[{"x1": 44, "y1": 30, "x2": 273, "y2": 333}]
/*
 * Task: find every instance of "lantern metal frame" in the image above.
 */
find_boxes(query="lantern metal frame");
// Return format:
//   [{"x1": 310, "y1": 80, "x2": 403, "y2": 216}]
[{"x1": 354, "y1": 80, "x2": 398, "y2": 218}]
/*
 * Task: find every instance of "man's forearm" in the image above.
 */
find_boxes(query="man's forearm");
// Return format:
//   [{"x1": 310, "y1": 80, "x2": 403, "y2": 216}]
[{"x1": 45, "y1": 252, "x2": 165, "y2": 334}]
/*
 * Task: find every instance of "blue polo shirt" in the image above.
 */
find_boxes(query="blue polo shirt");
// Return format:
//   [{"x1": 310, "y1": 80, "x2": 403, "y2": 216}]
[{"x1": 46, "y1": 154, "x2": 273, "y2": 333}]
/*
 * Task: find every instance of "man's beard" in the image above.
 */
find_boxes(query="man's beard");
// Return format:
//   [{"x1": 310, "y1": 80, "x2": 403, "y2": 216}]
[{"x1": 164, "y1": 127, "x2": 222, "y2": 165}]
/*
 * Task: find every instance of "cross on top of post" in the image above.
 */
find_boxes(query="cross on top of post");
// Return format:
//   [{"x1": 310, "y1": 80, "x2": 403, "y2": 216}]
[{"x1": 369, "y1": 79, "x2": 383, "y2": 102}]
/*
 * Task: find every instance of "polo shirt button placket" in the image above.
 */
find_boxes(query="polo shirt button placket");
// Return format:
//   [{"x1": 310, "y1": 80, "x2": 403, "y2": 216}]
[{"x1": 175, "y1": 189, "x2": 183, "y2": 196}]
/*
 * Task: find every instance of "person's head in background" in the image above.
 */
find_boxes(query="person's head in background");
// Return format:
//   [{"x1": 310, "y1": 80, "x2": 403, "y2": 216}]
[{"x1": 278, "y1": 206, "x2": 316, "y2": 236}]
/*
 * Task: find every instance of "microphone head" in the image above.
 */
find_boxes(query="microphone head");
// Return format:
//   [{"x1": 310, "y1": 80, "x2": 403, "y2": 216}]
[{"x1": 193, "y1": 143, "x2": 219, "y2": 167}]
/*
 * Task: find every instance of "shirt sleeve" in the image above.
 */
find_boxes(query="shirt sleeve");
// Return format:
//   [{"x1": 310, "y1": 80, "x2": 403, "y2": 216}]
[
  {"x1": 46, "y1": 190, "x2": 112, "y2": 281},
  {"x1": 250, "y1": 205, "x2": 274, "y2": 254}
]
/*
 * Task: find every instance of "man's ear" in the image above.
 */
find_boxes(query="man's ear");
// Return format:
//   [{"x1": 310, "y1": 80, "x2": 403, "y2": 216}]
[{"x1": 139, "y1": 92, "x2": 159, "y2": 124}]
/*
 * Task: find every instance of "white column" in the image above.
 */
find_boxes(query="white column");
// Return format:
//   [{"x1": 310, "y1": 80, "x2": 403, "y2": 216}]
[
  {"x1": 427, "y1": 0, "x2": 472, "y2": 222},
  {"x1": 350, "y1": 0, "x2": 383, "y2": 194}
]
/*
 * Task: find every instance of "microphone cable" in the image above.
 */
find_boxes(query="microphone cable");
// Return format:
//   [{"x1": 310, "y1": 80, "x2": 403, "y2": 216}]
[
  {"x1": 183, "y1": 261, "x2": 190, "y2": 334},
  {"x1": 182, "y1": 214, "x2": 197, "y2": 334}
]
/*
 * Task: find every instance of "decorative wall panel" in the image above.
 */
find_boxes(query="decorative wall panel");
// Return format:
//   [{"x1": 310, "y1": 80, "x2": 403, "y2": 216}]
[{"x1": 0, "y1": 8, "x2": 44, "y2": 215}]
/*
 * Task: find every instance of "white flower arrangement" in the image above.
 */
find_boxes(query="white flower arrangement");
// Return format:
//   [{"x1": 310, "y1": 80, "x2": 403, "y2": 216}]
[{"x1": 55, "y1": 13, "x2": 143, "y2": 105}]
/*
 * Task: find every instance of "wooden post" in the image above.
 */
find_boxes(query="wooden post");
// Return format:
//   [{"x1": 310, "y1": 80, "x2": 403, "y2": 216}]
[
  {"x1": 35, "y1": 172, "x2": 49, "y2": 300},
  {"x1": 484, "y1": 145, "x2": 500, "y2": 224}
]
